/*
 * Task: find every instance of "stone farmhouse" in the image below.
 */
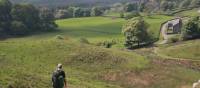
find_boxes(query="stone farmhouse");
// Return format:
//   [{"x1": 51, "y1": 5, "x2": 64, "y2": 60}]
[{"x1": 166, "y1": 18, "x2": 182, "y2": 34}]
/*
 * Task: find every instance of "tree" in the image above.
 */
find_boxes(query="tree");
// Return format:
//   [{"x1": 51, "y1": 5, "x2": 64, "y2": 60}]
[
  {"x1": 10, "y1": 21, "x2": 27, "y2": 35},
  {"x1": 11, "y1": 4, "x2": 41, "y2": 31},
  {"x1": 190, "y1": 0, "x2": 200, "y2": 7},
  {"x1": 90, "y1": 7, "x2": 103, "y2": 16},
  {"x1": 182, "y1": 16, "x2": 200, "y2": 40},
  {"x1": 82, "y1": 9, "x2": 91, "y2": 17},
  {"x1": 125, "y1": 3, "x2": 138, "y2": 12},
  {"x1": 39, "y1": 8, "x2": 57, "y2": 31},
  {"x1": 73, "y1": 7, "x2": 82, "y2": 17},
  {"x1": 122, "y1": 17, "x2": 152, "y2": 49},
  {"x1": 160, "y1": 1, "x2": 176, "y2": 11},
  {"x1": 0, "y1": 0, "x2": 12, "y2": 34},
  {"x1": 179, "y1": 0, "x2": 191, "y2": 8}
]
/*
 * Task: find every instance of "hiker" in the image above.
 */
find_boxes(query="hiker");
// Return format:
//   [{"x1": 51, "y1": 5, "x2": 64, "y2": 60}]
[{"x1": 52, "y1": 63, "x2": 67, "y2": 88}]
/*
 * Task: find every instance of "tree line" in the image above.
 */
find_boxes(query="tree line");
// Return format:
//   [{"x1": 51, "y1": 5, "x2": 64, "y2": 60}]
[
  {"x1": 54, "y1": 6, "x2": 104, "y2": 19},
  {"x1": 0, "y1": 0, "x2": 57, "y2": 37}
]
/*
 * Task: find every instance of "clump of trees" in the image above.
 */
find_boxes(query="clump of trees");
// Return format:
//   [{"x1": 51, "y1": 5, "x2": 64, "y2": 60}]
[
  {"x1": 182, "y1": 16, "x2": 200, "y2": 40},
  {"x1": 0, "y1": 0, "x2": 57, "y2": 36},
  {"x1": 54, "y1": 6, "x2": 104, "y2": 19},
  {"x1": 122, "y1": 17, "x2": 153, "y2": 49}
]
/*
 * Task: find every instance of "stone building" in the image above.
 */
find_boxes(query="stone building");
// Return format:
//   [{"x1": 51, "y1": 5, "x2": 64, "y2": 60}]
[{"x1": 167, "y1": 18, "x2": 182, "y2": 34}]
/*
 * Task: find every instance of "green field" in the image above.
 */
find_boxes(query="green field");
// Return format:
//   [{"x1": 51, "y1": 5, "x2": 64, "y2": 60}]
[
  {"x1": 175, "y1": 8, "x2": 200, "y2": 17},
  {"x1": 56, "y1": 17, "x2": 125, "y2": 43},
  {"x1": 56, "y1": 16, "x2": 172, "y2": 43},
  {"x1": 158, "y1": 39, "x2": 200, "y2": 60}
]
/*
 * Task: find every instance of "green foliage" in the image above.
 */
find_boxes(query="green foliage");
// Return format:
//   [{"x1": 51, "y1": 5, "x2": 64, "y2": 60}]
[
  {"x1": 125, "y1": 3, "x2": 138, "y2": 12},
  {"x1": 39, "y1": 8, "x2": 57, "y2": 31},
  {"x1": 124, "y1": 12, "x2": 140, "y2": 20},
  {"x1": 55, "y1": 35, "x2": 64, "y2": 40},
  {"x1": 73, "y1": 7, "x2": 82, "y2": 17},
  {"x1": 182, "y1": 16, "x2": 200, "y2": 40},
  {"x1": 0, "y1": 0, "x2": 12, "y2": 34},
  {"x1": 91, "y1": 7, "x2": 103, "y2": 16},
  {"x1": 160, "y1": 1, "x2": 176, "y2": 11},
  {"x1": 0, "y1": 0, "x2": 57, "y2": 37},
  {"x1": 11, "y1": 4, "x2": 40, "y2": 31},
  {"x1": 79, "y1": 37, "x2": 90, "y2": 44},
  {"x1": 119, "y1": 12, "x2": 124, "y2": 18},
  {"x1": 10, "y1": 21, "x2": 27, "y2": 35},
  {"x1": 122, "y1": 17, "x2": 152, "y2": 49},
  {"x1": 169, "y1": 36, "x2": 180, "y2": 43},
  {"x1": 179, "y1": 0, "x2": 191, "y2": 9},
  {"x1": 190, "y1": 0, "x2": 200, "y2": 7}
]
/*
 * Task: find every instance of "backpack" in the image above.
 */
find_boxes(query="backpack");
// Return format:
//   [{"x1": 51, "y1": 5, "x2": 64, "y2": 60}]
[{"x1": 52, "y1": 70, "x2": 64, "y2": 88}]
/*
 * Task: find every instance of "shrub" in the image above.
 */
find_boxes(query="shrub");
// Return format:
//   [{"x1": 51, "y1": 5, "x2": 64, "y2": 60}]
[
  {"x1": 125, "y1": 12, "x2": 140, "y2": 20},
  {"x1": 120, "y1": 12, "x2": 124, "y2": 18},
  {"x1": 169, "y1": 35, "x2": 180, "y2": 43},
  {"x1": 79, "y1": 37, "x2": 90, "y2": 44},
  {"x1": 55, "y1": 35, "x2": 64, "y2": 40}
]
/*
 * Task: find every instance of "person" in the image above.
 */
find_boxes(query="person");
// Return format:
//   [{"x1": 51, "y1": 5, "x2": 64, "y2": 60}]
[{"x1": 52, "y1": 63, "x2": 67, "y2": 88}]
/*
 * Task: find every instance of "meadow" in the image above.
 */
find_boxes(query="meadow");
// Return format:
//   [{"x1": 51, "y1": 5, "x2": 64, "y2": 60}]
[
  {"x1": 175, "y1": 8, "x2": 200, "y2": 17},
  {"x1": 0, "y1": 38, "x2": 200, "y2": 88},
  {"x1": 56, "y1": 15, "x2": 172, "y2": 44},
  {"x1": 158, "y1": 39, "x2": 200, "y2": 60},
  {"x1": 0, "y1": 13, "x2": 200, "y2": 88}
]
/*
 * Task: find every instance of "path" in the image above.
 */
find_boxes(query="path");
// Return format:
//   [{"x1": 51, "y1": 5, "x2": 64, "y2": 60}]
[{"x1": 158, "y1": 18, "x2": 181, "y2": 44}]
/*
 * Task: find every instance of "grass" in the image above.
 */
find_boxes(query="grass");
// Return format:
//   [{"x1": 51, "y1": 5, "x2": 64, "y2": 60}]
[
  {"x1": 0, "y1": 38, "x2": 200, "y2": 88},
  {"x1": 175, "y1": 8, "x2": 200, "y2": 17},
  {"x1": 55, "y1": 16, "x2": 172, "y2": 47},
  {"x1": 0, "y1": 38, "x2": 149, "y2": 88},
  {"x1": 143, "y1": 15, "x2": 173, "y2": 39},
  {"x1": 158, "y1": 39, "x2": 200, "y2": 60},
  {"x1": 56, "y1": 17, "x2": 125, "y2": 43},
  {"x1": 0, "y1": 15, "x2": 200, "y2": 88}
]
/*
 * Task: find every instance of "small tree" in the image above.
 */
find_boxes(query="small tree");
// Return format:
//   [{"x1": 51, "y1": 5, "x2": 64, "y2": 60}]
[
  {"x1": 39, "y1": 8, "x2": 57, "y2": 31},
  {"x1": 0, "y1": 0, "x2": 12, "y2": 33},
  {"x1": 179, "y1": 0, "x2": 191, "y2": 9},
  {"x1": 120, "y1": 12, "x2": 124, "y2": 18},
  {"x1": 122, "y1": 17, "x2": 152, "y2": 49},
  {"x1": 10, "y1": 21, "x2": 28, "y2": 35},
  {"x1": 182, "y1": 16, "x2": 200, "y2": 40},
  {"x1": 73, "y1": 7, "x2": 82, "y2": 17},
  {"x1": 90, "y1": 7, "x2": 103, "y2": 16},
  {"x1": 125, "y1": 3, "x2": 138, "y2": 12}
]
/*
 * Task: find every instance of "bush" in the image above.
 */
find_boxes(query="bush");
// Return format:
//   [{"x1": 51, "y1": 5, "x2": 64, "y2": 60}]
[
  {"x1": 182, "y1": 16, "x2": 200, "y2": 40},
  {"x1": 120, "y1": 12, "x2": 124, "y2": 18},
  {"x1": 79, "y1": 38, "x2": 90, "y2": 44},
  {"x1": 169, "y1": 37, "x2": 179, "y2": 43},
  {"x1": 55, "y1": 35, "x2": 64, "y2": 40},
  {"x1": 96, "y1": 40, "x2": 117, "y2": 48},
  {"x1": 125, "y1": 12, "x2": 140, "y2": 20},
  {"x1": 10, "y1": 21, "x2": 28, "y2": 35}
]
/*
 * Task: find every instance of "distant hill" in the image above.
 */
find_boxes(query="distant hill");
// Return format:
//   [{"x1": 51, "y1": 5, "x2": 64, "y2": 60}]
[{"x1": 10, "y1": 0, "x2": 141, "y2": 7}]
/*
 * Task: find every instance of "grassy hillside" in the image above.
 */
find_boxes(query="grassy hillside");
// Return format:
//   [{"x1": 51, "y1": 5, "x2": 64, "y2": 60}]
[
  {"x1": 158, "y1": 39, "x2": 200, "y2": 60},
  {"x1": 0, "y1": 38, "x2": 148, "y2": 88},
  {"x1": 0, "y1": 38, "x2": 200, "y2": 88}
]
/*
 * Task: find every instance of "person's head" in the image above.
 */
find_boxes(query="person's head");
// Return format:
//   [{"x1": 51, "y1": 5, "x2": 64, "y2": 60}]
[{"x1": 57, "y1": 63, "x2": 62, "y2": 69}]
